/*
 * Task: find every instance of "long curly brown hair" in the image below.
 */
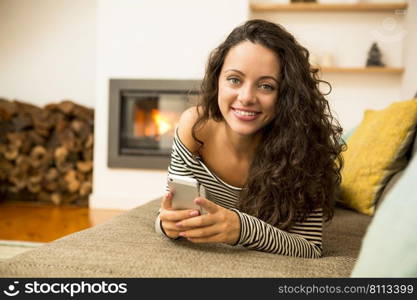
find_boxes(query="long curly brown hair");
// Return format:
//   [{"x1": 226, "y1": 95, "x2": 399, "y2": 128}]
[{"x1": 191, "y1": 19, "x2": 345, "y2": 229}]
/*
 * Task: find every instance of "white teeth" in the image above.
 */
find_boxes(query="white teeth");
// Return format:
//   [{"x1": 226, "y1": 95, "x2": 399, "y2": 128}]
[{"x1": 234, "y1": 109, "x2": 258, "y2": 116}]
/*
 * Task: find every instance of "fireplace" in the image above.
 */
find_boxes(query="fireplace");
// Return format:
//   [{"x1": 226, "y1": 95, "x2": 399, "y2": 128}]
[{"x1": 108, "y1": 79, "x2": 200, "y2": 169}]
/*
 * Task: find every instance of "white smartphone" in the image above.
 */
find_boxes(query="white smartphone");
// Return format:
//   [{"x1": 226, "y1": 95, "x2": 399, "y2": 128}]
[{"x1": 167, "y1": 174, "x2": 206, "y2": 214}]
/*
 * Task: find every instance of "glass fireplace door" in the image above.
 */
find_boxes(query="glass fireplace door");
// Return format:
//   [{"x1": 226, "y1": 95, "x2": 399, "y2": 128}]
[{"x1": 120, "y1": 91, "x2": 192, "y2": 156}]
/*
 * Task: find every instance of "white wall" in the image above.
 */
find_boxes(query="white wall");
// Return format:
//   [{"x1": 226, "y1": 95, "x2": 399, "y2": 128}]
[
  {"x1": 89, "y1": 0, "x2": 249, "y2": 209},
  {"x1": 401, "y1": 0, "x2": 417, "y2": 100},
  {"x1": 0, "y1": 0, "x2": 96, "y2": 108}
]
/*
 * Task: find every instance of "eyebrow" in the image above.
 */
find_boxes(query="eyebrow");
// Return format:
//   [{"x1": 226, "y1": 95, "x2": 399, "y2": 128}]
[{"x1": 225, "y1": 69, "x2": 279, "y2": 83}]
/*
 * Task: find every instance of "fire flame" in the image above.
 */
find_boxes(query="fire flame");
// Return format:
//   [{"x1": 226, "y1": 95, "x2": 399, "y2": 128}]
[{"x1": 151, "y1": 109, "x2": 172, "y2": 136}]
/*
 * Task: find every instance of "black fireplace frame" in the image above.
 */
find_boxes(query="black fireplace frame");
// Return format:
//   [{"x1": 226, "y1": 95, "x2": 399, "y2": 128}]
[{"x1": 108, "y1": 79, "x2": 200, "y2": 169}]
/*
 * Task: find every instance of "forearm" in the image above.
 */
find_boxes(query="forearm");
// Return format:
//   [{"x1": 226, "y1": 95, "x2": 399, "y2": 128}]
[{"x1": 231, "y1": 209, "x2": 323, "y2": 258}]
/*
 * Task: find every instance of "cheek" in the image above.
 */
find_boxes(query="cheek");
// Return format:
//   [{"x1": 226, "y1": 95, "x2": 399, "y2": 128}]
[
  {"x1": 217, "y1": 83, "x2": 225, "y2": 103},
  {"x1": 264, "y1": 97, "x2": 277, "y2": 117},
  {"x1": 217, "y1": 91, "x2": 229, "y2": 117},
  {"x1": 268, "y1": 102, "x2": 276, "y2": 114},
  {"x1": 218, "y1": 87, "x2": 235, "y2": 106},
  {"x1": 217, "y1": 91, "x2": 224, "y2": 110}
]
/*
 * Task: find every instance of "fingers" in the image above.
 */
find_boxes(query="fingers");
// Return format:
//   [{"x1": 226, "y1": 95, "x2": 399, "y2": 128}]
[
  {"x1": 176, "y1": 214, "x2": 214, "y2": 229},
  {"x1": 161, "y1": 211, "x2": 199, "y2": 235},
  {"x1": 161, "y1": 192, "x2": 172, "y2": 210},
  {"x1": 177, "y1": 207, "x2": 241, "y2": 245},
  {"x1": 163, "y1": 214, "x2": 214, "y2": 237},
  {"x1": 179, "y1": 225, "x2": 220, "y2": 239},
  {"x1": 194, "y1": 197, "x2": 218, "y2": 214},
  {"x1": 160, "y1": 191, "x2": 202, "y2": 236},
  {"x1": 160, "y1": 195, "x2": 228, "y2": 242},
  {"x1": 160, "y1": 208, "x2": 200, "y2": 222},
  {"x1": 162, "y1": 221, "x2": 193, "y2": 233}
]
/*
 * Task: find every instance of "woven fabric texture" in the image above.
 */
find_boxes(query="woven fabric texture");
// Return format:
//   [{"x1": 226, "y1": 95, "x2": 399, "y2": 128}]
[{"x1": 0, "y1": 199, "x2": 371, "y2": 278}]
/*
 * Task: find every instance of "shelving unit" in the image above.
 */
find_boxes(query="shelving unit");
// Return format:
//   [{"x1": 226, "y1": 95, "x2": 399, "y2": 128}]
[
  {"x1": 319, "y1": 66, "x2": 404, "y2": 74},
  {"x1": 250, "y1": 1, "x2": 408, "y2": 74},
  {"x1": 250, "y1": 2, "x2": 408, "y2": 12}
]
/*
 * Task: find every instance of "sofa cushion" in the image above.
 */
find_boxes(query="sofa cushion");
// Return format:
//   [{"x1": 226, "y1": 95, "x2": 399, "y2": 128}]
[
  {"x1": 351, "y1": 153, "x2": 417, "y2": 277},
  {"x1": 339, "y1": 98, "x2": 417, "y2": 216},
  {"x1": 0, "y1": 200, "x2": 372, "y2": 278}
]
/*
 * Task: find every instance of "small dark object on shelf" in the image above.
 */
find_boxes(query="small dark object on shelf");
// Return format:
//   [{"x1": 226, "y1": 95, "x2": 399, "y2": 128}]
[{"x1": 366, "y1": 42, "x2": 385, "y2": 67}]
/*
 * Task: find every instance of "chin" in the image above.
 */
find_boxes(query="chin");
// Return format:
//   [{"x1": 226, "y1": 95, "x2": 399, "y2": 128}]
[{"x1": 228, "y1": 122, "x2": 262, "y2": 136}]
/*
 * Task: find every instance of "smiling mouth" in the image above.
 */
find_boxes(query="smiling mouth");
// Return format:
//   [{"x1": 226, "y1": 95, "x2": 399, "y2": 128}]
[
  {"x1": 231, "y1": 108, "x2": 262, "y2": 122},
  {"x1": 231, "y1": 108, "x2": 261, "y2": 116}
]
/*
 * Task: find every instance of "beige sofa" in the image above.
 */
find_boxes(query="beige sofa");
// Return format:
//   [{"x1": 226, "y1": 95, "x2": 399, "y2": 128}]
[{"x1": 0, "y1": 199, "x2": 371, "y2": 277}]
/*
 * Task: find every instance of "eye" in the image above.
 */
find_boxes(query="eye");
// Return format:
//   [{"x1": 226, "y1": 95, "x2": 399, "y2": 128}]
[
  {"x1": 227, "y1": 77, "x2": 240, "y2": 85},
  {"x1": 259, "y1": 83, "x2": 275, "y2": 91}
]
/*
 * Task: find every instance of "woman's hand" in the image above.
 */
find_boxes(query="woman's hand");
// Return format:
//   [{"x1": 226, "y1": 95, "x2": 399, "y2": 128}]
[
  {"x1": 175, "y1": 197, "x2": 241, "y2": 245},
  {"x1": 159, "y1": 192, "x2": 201, "y2": 239}
]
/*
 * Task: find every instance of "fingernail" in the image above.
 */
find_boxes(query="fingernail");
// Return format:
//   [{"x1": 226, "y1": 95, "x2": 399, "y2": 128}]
[
  {"x1": 189, "y1": 210, "x2": 199, "y2": 217},
  {"x1": 179, "y1": 232, "x2": 186, "y2": 237},
  {"x1": 165, "y1": 192, "x2": 171, "y2": 198},
  {"x1": 194, "y1": 198, "x2": 201, "y2": 204},
  {"x1": 176, "y1": 222, "x2": 182, "y2": 227}
]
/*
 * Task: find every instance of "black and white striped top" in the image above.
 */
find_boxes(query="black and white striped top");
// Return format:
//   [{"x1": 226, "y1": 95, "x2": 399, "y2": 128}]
[{"x1": 157, "y1": 127, "x2": 323, "y2": 258}]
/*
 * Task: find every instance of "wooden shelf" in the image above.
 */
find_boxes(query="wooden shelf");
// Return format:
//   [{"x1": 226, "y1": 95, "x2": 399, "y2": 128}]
[
  {"x1": 250, "y1": 2, "x2": 408, "y2": 12},
  {"x1": 318, "y1": 66, "x2": 404, "y2": 74}
]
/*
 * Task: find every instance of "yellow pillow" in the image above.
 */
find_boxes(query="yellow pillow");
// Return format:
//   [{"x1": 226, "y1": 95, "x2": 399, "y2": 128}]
[{"x1": 339, "y1": 98, "x2": 417, "y2": 216}]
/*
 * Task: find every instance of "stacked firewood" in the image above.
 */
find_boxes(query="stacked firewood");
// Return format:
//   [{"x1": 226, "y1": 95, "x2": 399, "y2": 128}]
[{"x1": 0, "y1": 98, "x2": 94, "y2": 206}]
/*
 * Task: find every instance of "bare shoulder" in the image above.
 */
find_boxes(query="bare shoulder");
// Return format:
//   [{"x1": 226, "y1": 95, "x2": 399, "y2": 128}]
[{"x1": 177, "y1": 106, "x2": 210, "y2": 153}]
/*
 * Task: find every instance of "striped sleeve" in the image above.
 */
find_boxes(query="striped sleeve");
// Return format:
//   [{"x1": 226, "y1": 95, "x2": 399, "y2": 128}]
[
  {"x1": 231, "y1": 208, "x2": 323, "y2": 258},
  {"x1": 155, "y1": 130, "x2": 195, "y2": 238}
]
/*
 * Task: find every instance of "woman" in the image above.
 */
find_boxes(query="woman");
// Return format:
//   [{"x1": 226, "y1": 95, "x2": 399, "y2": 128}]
[{"x1": 155, "y1": 19, "x2": 344, "y2": 258}]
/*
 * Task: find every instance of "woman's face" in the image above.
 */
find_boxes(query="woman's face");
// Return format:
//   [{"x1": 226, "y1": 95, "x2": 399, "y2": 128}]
[{"x1": 218, "y1": 41, "x2": 280, "y2": 137}]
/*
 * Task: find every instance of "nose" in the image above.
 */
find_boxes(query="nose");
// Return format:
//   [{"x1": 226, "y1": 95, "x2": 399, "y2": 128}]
[{"x1": 237, "y1": 83, "x2": 256, "y2": 105}]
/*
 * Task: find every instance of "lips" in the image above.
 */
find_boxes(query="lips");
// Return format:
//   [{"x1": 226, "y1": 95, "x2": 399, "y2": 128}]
[
  {"x1": 231, "y1": 107, "x2": 261, "y2": 121},
  {"x1": 231, "y1": 107, "x2": 261, "y2": 114}
]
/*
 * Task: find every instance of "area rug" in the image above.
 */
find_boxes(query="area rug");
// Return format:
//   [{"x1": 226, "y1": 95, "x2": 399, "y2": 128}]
[{"x1": 0, "y1": 240, "x2": 44, "y2": 261}]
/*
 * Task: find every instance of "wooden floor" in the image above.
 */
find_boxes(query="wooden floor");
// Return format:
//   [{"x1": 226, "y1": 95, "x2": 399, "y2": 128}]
[{"x1": 0, "y1": 201, "x2": 125, "y2": 243}]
